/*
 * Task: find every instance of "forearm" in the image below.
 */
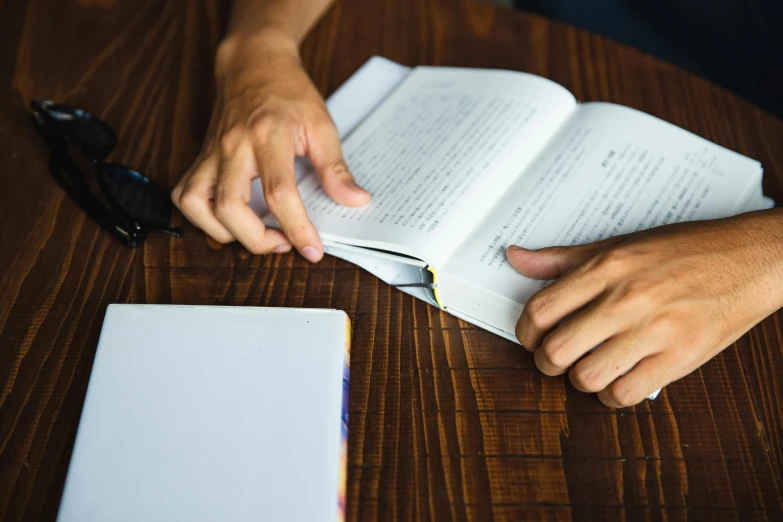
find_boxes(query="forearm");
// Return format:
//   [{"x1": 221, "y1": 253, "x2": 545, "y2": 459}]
[
  {"x1": 226, "y1": 0, "x2": 336, "y2": 45},
  {"x1": 740, "y1": 208, "x2": 783, "y2": 312},
  {"x1": 215, "y1": 0, "x2": 335, "y2": 80}
]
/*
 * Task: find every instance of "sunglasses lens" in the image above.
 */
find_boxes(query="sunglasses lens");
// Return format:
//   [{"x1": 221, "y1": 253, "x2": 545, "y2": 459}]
[
  {"x1": 63, "y1": 118, "x2": 116, "y2": 155},
  {"x1": 35, "y1": 102, "x2": 117, "y2": 158},
  {"x1": 100, "y1": 164, "x2": 171, "y2": 228}
]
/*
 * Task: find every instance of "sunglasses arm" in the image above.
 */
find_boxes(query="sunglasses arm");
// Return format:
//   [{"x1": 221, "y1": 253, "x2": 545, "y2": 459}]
[{"x1": 48, "y1": 153, "x2": 143, "y2": 247}]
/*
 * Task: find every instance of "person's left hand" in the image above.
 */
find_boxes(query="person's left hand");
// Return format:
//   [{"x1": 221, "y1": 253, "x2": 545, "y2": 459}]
[{"x1": 506, "y1": 210, "x2": 783, "y2": 408}]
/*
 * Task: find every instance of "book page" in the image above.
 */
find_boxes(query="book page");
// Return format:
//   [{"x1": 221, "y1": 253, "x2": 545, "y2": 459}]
[
  {"x1": 289, "y1": 66, "x2": 576, "y2": 267},
  {"x1": 442, "y1": 102, "x2": 764, "y2": 304}
]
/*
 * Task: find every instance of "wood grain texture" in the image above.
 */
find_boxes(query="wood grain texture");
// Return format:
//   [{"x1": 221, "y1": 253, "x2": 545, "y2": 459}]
[{"x1": 1, "y1": 0, "x2": 782, "y2": 520}]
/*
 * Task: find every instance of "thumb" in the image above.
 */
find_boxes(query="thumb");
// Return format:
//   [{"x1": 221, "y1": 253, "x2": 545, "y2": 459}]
[
  {"x1": 506, "y1": 235, "x2": 627, "y2": 279},
  {"x1": 307, "y1": 115, "x2": 371, "y2": 207}
]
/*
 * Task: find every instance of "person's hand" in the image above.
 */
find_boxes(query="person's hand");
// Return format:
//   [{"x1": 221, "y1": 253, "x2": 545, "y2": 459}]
[
  {"x1": 506, "y1": 210, "x2": 783, "y2": 408},
  {"x1": 171, "y1": 33, "x2": 370, "y2": 261}
]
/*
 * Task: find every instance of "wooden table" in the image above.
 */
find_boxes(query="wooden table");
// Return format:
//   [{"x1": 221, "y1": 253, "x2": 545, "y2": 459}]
[{"x1": 1, "y1": 1, "x2": 782, "y2": 520}]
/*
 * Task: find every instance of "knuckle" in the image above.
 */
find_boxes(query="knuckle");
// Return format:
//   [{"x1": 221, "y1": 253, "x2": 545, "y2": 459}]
[
  {"x1": 214, "y1": 196, "x2": 240, "y2": 222},
  {"x1": 648, "y1": 312, "x2": 679, "y2": 341},
  {"x1": 178, "y1": 189, "x2": 201, "y2": 215},
  {"x1": 263, "y1": 182, "x2": 296, "y2": 210},
  {"x1": 540, "y1": 337, "x2": 570, "y2": 372},
  {"x1": 325, "y1": 158, "x2": 350, "y2": 176},
  {"x1": 605, "y1": 283, "x2": 653, "y2": 317},
  {"x1": 570, "y1": 366, "x2": 603, "y2": 393},
  {"x1": 313, "y1": 117, "x2": 340, "y2": 140},
  {"x1": 621, "y1": 276, "x2": 666, "y2": 302},
  {"x1": 546, "y1": 246, "x2": 571, "y2": 258},
  {"x1": 248, "y1": 105, "x2": 296, "y2": 138},
  {"x1": 310, "y1": 110, "x2": 335, "y2": 129},
  {"x1": 524, "y1": 294, "x2": 553, "y2": 330},
  {"x1": 544, "y1": 347, "x2": 568, "y2": 371},
  {"x1": 624, "y1": 291, "x2": 654, "y2": 315},
  {"x1": 594, "y1": 247, "x2": 634, "y2": 274},
  {"x1": 607, "y1": 383, "x2": 643, "y2": 409},
  {"x1": 249, "y1": 115, "x2": 277, "y2": 142},
  {"x1": 514, "y1": 319, "x2": 530, "y2": 347},
  {"x1": 171, "y1": 186, "x2": 183, "y2": 208},
  {"x1": 212, "y1": 233, "x2": 234, "y2": 245},
  {"x1": 535, "y1": 354, "x2": 556, "y2": 376},
  {"x1": 219, "y1": 127, "x2": 245, "y2": 156},
  {"x1": 617, "y1": 284, "x2": 650, "y2": 308}
]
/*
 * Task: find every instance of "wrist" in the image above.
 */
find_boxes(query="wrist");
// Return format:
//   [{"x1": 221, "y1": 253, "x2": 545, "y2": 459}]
[
  {"x1": 215, "y1": 29, "x2": 300, "y2": 78},
  {"x1": 764, "y1": 209, "x2": 783, "y2": 308},
  {"x1": 739, "y1": 209, "x2": 783, "y2": 311}
]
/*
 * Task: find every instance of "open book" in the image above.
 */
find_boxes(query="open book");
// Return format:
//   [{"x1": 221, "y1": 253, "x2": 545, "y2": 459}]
[{"x1": 252, "y1": 57, "x2": 772, "y2": 343}]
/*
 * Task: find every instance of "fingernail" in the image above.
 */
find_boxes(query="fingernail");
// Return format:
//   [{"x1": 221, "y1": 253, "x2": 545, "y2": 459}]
[
  {"x1": 347, "y1": 182, "x2": 369, "y2": 194},
  {"x1": 301, "y1": 246, "x2": 322, "y2": 263},
  {"x1": 274, "y1": 244, "x2": 291, "y2": 254}
]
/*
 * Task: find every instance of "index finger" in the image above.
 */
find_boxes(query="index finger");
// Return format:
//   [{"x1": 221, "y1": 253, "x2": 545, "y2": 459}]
[
  {"x1": 214, "y1": 142, "x2": 291, "y2": 254},
  {"x1": 516, "y1": 260, "x2": 609, "y2": 350},
  {"x1": 255, "y1": 129, "x2": 324, "y2": 263}
]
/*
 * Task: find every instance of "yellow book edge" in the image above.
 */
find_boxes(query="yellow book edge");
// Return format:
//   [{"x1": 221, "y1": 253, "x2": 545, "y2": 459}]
[{"x1": 427, "y1": 267, "x2": 444, "y2": 308}]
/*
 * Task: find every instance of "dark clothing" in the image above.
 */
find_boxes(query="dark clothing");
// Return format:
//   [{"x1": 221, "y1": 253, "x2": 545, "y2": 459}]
[{"x1": 515, "y1": 0, "x2": 783, "y2": 119}]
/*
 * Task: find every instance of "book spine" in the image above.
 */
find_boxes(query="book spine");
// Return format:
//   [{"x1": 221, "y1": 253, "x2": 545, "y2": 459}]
[{"x1": 337, "y1": 318, "x2": 352, "y2": 522}]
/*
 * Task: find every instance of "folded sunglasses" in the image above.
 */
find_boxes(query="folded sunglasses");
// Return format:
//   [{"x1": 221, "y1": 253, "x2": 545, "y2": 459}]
[{"x1": 30, "y1": 100, "x2": 181, "y2": 247}]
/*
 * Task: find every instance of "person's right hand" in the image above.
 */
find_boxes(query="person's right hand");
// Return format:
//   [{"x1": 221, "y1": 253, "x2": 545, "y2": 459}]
[{"x1": 171, "y1": 33, "x2": 371, "y2": 262}]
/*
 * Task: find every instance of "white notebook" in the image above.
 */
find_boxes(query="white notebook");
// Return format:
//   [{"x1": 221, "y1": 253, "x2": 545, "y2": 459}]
[{"x1": 57, "y1": 305, "x2": 350, "y2": 522}]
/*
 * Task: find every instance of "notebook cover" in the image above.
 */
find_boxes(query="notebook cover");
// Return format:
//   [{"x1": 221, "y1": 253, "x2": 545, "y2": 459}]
[{"x1": 57, "y1": 305, "x2": 350, "y2": 522}]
